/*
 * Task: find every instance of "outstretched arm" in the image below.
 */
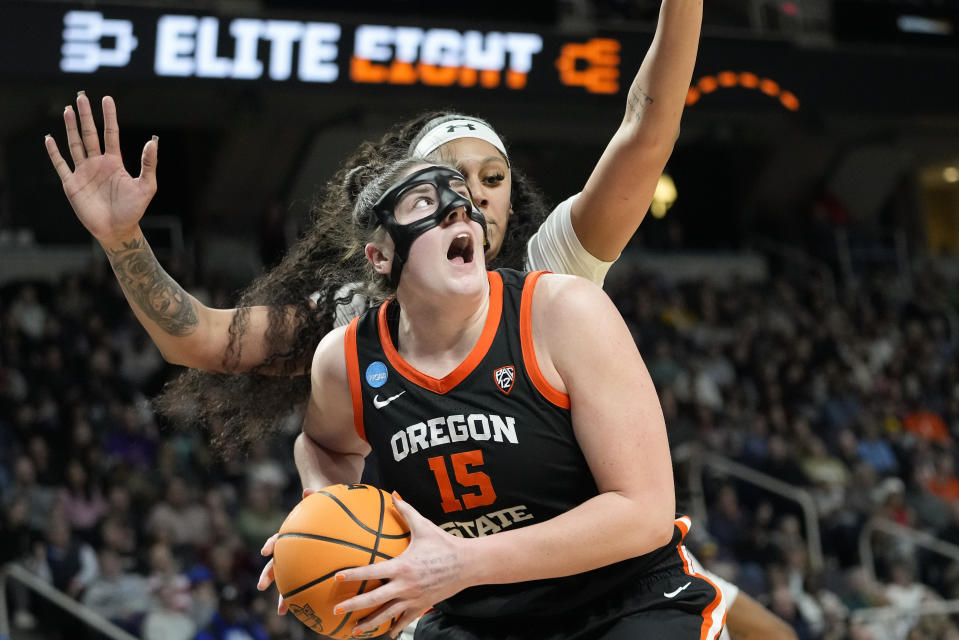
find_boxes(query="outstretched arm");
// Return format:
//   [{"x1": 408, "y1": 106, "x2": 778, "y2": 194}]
[
  {"x1": 573, "y1": 0, "x2": 702, "y2": 260},
  {"x1": 45, "y1": 93, "x2": 289, "y2": 373}
]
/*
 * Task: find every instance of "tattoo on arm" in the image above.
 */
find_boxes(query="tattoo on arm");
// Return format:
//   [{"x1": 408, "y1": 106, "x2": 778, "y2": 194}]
[
  {"x1": 625, "y1": 79, "x2": 655, "y2": 123},
  {"x1": 106, "y1": 236, "x2": 199, "y2": 336}
]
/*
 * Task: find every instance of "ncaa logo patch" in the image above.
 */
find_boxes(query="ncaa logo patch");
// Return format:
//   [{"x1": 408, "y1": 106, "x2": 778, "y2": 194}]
[
  {"x1": 493, "y1": 365, "x2": 515, "y2": 395},
  {"x1": 365, "y1": 361, "x2": 388, "y2": 388}
]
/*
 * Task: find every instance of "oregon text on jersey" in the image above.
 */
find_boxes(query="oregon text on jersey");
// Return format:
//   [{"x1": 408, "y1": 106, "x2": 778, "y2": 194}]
[{"x1": 390, "y1": 413, "x2": 518, "y2": 461}]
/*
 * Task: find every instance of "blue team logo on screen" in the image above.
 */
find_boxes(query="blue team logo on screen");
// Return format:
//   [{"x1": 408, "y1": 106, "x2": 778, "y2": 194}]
[{"x1": 365, "y1": 361, "x2": 388, "y2": 388}]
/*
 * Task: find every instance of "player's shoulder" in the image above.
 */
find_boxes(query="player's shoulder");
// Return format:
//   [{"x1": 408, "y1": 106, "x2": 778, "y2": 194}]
[
  {"x1": 529, "y1": 272, "x2": 615, "y2": 337},
  {"x1": 533, "y1": 271, "x2": 608, "y2": 308},
  {"x1": 311, "y1": 324, "x2": 350, "y2": 382}
]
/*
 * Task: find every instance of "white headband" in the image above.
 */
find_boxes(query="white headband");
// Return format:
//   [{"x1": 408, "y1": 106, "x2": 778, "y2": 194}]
[{"x1": 411, "y1": 119, "x2": 509, "y2": 163}]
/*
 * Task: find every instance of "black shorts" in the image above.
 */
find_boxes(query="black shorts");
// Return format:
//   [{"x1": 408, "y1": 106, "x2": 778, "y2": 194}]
[{"x1": 414, "y1": 548, "x2": 726, "y2": 640}]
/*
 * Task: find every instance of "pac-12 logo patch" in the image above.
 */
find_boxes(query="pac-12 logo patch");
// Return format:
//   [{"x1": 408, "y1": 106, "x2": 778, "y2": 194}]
[
  {"x1": 366, "y1": 361, "x2": 388, "y2": 388},
  {"x1": 493, "y1": 365, "x2": 515, "y2": 394}
]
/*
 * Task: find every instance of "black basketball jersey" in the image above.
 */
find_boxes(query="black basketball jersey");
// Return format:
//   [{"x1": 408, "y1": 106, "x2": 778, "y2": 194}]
[{"x1": 344, "y1": 269, "x2": 681, "y2": 619}]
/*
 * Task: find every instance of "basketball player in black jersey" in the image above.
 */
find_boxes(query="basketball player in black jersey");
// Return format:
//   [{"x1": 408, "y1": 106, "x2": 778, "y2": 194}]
[{"x1": 290, "y1": 157, "x2": 726, "y2": 639}]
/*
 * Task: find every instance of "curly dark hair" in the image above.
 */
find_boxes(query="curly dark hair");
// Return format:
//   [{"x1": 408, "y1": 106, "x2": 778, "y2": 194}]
[{"x1": 155, "y1": 110, "x2": 551, "y2": 458}]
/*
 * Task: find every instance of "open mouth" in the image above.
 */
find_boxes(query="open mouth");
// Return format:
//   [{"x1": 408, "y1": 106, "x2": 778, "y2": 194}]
[{"x1": 447, "y1": 232, "x2": 474, "y2": 265}]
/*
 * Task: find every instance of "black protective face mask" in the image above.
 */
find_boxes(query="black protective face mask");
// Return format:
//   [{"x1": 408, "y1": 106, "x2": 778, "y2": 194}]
[{"x1": 372, "y1": 166, "x2": 489, "y2": 286}]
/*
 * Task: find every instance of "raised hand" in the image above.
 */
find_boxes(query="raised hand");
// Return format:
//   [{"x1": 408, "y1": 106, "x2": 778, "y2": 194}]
[{"x1": 44, "y1": 93, "x2": 158, "y2": 244}]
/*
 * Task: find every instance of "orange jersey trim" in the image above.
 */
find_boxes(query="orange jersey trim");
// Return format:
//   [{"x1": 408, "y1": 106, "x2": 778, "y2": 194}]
[
  {"x1": 674, "y1": 516, "x2": 728, "y2": 640},
  {"x1": 344, "y1": 317, "x2": 366, "y2": 442},
  {"x1": 519, "y1": 271, "x2": 570, "y2": 409},
  {"x1": 377, "y1": 271, "x2": 504, "y2": 395}
]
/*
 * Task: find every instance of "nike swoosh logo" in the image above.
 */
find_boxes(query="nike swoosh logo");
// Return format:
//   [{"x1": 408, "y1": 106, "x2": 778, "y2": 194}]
[
  {"x1": 664, "y1": 581, "x2": 691, "y2": 598},
  {"x1": 373, "y1": 391, "x2": 406, "y2": 409}
]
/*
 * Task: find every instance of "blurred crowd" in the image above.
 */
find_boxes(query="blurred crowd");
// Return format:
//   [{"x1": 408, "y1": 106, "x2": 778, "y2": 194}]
[
  {"x1": 0, "y1": 259, "x2": 305, "y2": 639},
  {"x1": 1, "y1": 251, "x2": 958, "y2": 640},
  {"x1": 605, "y1": 258, "x2": 959, "y2": 640}
]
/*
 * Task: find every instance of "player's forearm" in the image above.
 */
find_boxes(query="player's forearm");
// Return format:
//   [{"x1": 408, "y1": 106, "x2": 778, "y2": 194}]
[
  {"x1": 571, "y1": 0, "x2": 702, "y2": 261},
  {"x1": 294, "y1": 431, "x2": 365, "y2": 490},
  {"x1": 462, "y1": 490, "x2": 674, "y2": 587},
  {"x1": 725, "y1": 592, "x2": 799, "y2": 640},
  {"x1": 622, "y1": 0, "x2": 702, "y2": 142},
  {"x1": 99, "y1": 228, "x2": 229, "y2": 370}
]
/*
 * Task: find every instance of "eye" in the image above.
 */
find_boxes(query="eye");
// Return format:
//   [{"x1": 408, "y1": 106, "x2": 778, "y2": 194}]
[
  {"x1": 413, "y1": 195, "x2": 435, "y2": 208},
  {"x1": 482, "y1": 173, "x2": 505, "y2": 186},
  {"x1": 448, "y1": 179, "x2": 471, "y2": 198}
]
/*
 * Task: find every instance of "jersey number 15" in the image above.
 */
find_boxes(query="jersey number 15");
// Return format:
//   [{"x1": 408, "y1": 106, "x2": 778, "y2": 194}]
[{"x1": 427, "y1": 450, "x2": 497, "y2": 514}]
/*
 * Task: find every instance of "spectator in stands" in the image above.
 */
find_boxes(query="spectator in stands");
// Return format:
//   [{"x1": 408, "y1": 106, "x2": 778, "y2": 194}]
[
  {"x1": 186, "y1": 564, "x2": 220, "y2": 630},
  {"x1": 54, "y1": 273, "x2": 89, "y2": 321},
  {"x1": 146, "y1": 541, "x2": 191, "y2": 604},
  {"x1": 145, "y1": 477, "x2": 213, "y2": 550},
  {"x1": 141, "y1": 580, "x2": 197, "y2": 640},
  {"x1": 4, "y1": 454, "x2": 56, "y2": 534},
  {"x1": 118, "y1": 332, "x2": 164, "y2": 389},
  {"x1": 761, "y1": 435, "x2": 808, "y2": 494},
  {"x1": 800, "y1": 435, "x2": 850, "y2": 516},
  {"x1": 97, "y1": 512, "x2": 138, "y2": 569},
  {"x1": 195, "y1": 584, "x2": 269, "y2": 640},
  {"x1": 857, "y1": 417, "x2": 900, "y2": 476},
  {"x1": 68, "y1": 415, "x2": 103, "y2": 472},
  {"x1": 769, "y1": 583, "x2": 815, "y2": 640},
  {"x1": 873, "y1": 477, "x2": 915, "y2": 527},
  {"x1": 803, "y1": 570, "x2": 849, "y2": 640},
  {"x1": 103, "y1": 402, "x2": 157, "y2": 470},
  {"x1": 37, "y1": 514, "x2": 98, "y2": 598},
  {"x1": 0, "y1": 493, "x2": 34, "y2": 566},
  {"x1": 9, "y1": 284, "x2": 47, "y2": 341},
  {"x1": 234, "y1": 480, "x2": 286, "y2": 551},
  {"x1": 57, "y1": 458, "x2": 107, "y2": 541},
  {"x1": 207, "y1": 541, "x2": 257, "y2": 605},
  {"x1": 707, "y1": 483, "x2": 747, "y2": 551},
  {"x1": 646, "y1": 338, "x2": 684, "y2": 387},
  {"x1": 81, "y1": 547, "x2": 151, "y2": 633},
  {"x1": 935, "y1": 502, "x2": 959, "y2": 580},
  {"x1": 25, "y1": 433, "x2": 58, "y2": 486},
  {"x1": 904, "y1": 407, "x2": 951, "y2": 447},
  {"x1": 0, "y1": 493, "x2": 40, "y2": 630},
  {"x1": 739, "y1": 413, "x2": 771, "y2": 467},
  {"x1": 883, "y1": 559, "x2": 943, "y2": 639},
  {"x1": 204, "y1": 486, "x2": 236, "y2": 542}
]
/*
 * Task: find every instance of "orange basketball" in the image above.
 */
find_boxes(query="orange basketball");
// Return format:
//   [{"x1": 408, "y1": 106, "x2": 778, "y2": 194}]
[{"x1": 273, "y1": 484, "x2": 411, "y2": 639}]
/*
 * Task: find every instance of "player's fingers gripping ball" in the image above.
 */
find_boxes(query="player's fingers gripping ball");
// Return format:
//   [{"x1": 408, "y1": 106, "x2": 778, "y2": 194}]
[{"x1": 273, "y1": 484, "x2": 411, "y2": 638}]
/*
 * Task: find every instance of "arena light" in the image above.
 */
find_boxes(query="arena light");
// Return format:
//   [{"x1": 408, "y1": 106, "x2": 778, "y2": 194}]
[
  {"x1": 897, "y1": 15, "x2": 954, "y2": 36},
  {"x1": 685, "y1": 71, "x2": 800, "y2": 111},
  {"x1": 650, "y1": 173, "x2": 677, "y2": 218},
  {"x1": 944, "y1": 167, "x2": 959, "y2": 183},
  {"x1": 781, "y1": 1, "x2": 799, "y2": 17}
]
